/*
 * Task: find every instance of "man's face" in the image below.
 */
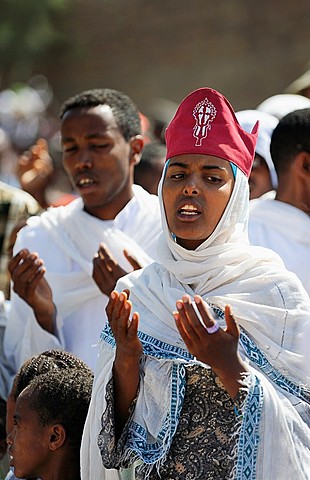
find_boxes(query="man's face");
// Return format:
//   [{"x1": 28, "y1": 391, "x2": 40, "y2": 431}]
[
  {"x1": 249, "y1": 154, "x2": 273, "y2": 200},
  {"x1": 7, "y1": 394, "x2": 51, "y2": 479},
  {"x1": 61, "y1": 105, "x2": 140, "y2": 220},
  {"x1": 162, "y1": 154, "x2": 234, "y2": 250}
]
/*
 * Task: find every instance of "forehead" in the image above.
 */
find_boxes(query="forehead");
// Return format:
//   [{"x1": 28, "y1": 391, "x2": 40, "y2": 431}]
[
  {"x1": 168, "y1": 154, "x2": 232, "y2": 172},
  {"x1": 15, "y1": 394, "x2": 40, "y2": 425},
  {"x1": 60, "y1": 104, "x2": 120, "y2": 138}
]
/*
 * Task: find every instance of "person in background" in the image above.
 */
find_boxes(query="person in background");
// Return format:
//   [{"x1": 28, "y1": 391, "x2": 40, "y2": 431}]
[
  {"x1": 17, "y1": 137, "x2": 77, "y2": 210},
  {"x1": 81, "y1": 87, "x2": 310, "y2": 479},
  {"x1": 249, "y1": 108, "x2": 310, "y2": 296},
  {"x1": 0, "y1": 397, "x2": 9, "y2": 479},
  {"x1": 4, "y1": 88, "x2": 162, "y2": 378},
  {"x1": 5, "y1": 349, "x2": 93, "y2": 480},
  {"x1": 134, "y1": 141, "x2": 166, "y2": 195},
  {"x1": 236, "y1": 109, "x2": 278, "y2": 199},
  {"x1": 284, "y1": 64, "x2": 310, "y2": 99},
  {"x1": 0, "y1": 180, "x2": 41, "y2": 300},
  {"x1": 7, "y1": 367, "x2": 93, "y2": 480},
  {"x1": 256, "y1": 93, "x2": 310, "y2": 120}
]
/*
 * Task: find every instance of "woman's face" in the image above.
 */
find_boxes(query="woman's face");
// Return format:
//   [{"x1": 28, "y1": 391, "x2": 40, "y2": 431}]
[{"x1": 162, "y1": 154, "x2": 234, "y2": 250}]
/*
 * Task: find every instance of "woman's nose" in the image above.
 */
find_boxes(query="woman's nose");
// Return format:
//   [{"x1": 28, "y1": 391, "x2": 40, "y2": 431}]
[{"x1": 183, "y1": 181, "x2": 199, "y2": 195}]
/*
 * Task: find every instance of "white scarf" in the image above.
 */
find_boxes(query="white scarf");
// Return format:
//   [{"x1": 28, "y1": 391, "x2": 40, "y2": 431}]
[
  {"x1": 26, "y1": 185, "x2": 160, "y2": 318},
  {"x1": 81, "y1": 168, "x2": 310, "y2": 479}
]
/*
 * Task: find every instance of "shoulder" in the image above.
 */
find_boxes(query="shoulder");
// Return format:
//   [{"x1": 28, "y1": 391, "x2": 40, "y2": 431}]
[
  {"x1": 133, "y1": 184, "x2": 160, "y2": 209},
  {"x1": 0, "y1": 181, "x2": 41, "y2": 214},
  {"x1": 116, "y1": 261, "x2": 163, "y2": 290}
]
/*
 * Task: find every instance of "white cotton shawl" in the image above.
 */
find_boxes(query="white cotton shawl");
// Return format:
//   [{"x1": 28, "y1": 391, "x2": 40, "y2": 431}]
[
  {"x1": 81, "y1": 168, "x2": 310, "y2": 479},
  {"x1": 26, "y1": 185, "x2": 161, "y2": 318}
]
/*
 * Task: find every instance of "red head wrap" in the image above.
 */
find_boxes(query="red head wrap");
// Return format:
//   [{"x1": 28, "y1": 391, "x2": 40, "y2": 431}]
[{"x1": 165, "y1": 87, "x2": 259, "y2": 177}]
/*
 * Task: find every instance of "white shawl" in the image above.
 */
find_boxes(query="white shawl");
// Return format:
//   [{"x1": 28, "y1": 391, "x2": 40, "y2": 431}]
[
  {"x1": 81, "y1": 168, "x2": 310, "y2": 479},
  {"x1": 4, "y1": 185, "x2": 162, "y2": 374},
  {"x1": 22, "y1": 184, "x2": 161, "y2": 318}
]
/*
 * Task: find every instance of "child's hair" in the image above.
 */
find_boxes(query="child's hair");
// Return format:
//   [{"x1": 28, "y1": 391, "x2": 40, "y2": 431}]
[
  {"x1": 13, "y1": 349, "x2": 93, "y2": 400},
  {"x1": 21, "y1": 367, "x2": 93, "y2": 449}
]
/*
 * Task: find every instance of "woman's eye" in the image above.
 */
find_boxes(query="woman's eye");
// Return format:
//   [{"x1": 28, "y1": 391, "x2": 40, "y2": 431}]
[
  {"x1": 171, "y1": 173, "x2": 185, "y2": 179},
  {"x1": 206, "y1": 175, "x2": 221, "y2": 183}
]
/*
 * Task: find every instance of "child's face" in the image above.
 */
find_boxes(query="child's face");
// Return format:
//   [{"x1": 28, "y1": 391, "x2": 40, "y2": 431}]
[{"x1": 6, "y1": 393, "x2": 51, "y2": 479}]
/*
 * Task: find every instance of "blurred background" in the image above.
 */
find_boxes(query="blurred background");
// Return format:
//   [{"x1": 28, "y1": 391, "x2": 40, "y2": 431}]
[
  {"x1": 0, "y1": 0, "x2": 309, "y2": 185},
  {"x1": 1, "y1": 0, "x2": 310, "y2": 110}
]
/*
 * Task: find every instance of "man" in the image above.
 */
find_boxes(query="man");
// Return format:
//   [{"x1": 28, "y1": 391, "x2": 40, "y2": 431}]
[
  {"x1": 249, "y1": 108, "x2": 310, "y2": 296},
  {"x1": 134, "y1": 141, "x2": 166, "y2": 195},
  {"x1": 236, "y1": 109, "x2": 278, "y2": 199},
  {"x1": 0, "y1": 181, "x2": 41, "y2": 299},
  {"x1": 4, "y1": 88, "x2": 162, "y2": 374}
]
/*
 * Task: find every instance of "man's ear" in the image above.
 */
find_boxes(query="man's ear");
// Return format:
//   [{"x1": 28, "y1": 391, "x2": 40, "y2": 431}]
[
  {"x1": 295, "y1": 151, "x2": 310, "y2": 178},
  {"x1": 48, "y1": 424, "x2": 66, "y2": 451},
  {"x1": 129, "y1": 135, "x2": 145, "y2": 167}
]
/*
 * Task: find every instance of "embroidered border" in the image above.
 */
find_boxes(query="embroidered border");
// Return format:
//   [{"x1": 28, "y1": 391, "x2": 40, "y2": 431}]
[
  {"x1": 211, "y1": 307, "x2": 310, "y2": 403},
  {"x1": 101, "y1": 324, "x2": 194, "y2": 361},
  {"x1": 125, "y1": 363, "x2": 187, "y2": 465},
  {"x1": 236, "y1": 374, "x2": 263, "y2": 480}
]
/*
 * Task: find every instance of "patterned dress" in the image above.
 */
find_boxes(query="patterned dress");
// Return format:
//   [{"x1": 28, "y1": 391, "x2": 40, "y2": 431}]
[{"x1": 99, "y1": 365, "x2": 246, "y2": 479}]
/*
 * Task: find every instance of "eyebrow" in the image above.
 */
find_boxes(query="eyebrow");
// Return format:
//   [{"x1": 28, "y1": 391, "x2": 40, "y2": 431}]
[
  {"x1": 168, "y1": 162, "x2": 226, "y2": 171},
  {"x1": 62, "y1": 133, "x2": 109, "y2": 143}
]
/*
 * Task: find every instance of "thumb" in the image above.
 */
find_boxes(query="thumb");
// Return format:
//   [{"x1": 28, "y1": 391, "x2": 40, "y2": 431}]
[
  {"x1": 123, "y1": 250, "x2": 142, "y2": 271},
  {"x1": 224, "y1": 305, "x2": 240, "y2": 339}
]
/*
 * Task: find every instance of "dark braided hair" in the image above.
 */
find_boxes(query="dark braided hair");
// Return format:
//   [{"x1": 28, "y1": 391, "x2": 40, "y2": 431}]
[{"x1": 14, "y1": 349, "x2": 93, "y2": 399}]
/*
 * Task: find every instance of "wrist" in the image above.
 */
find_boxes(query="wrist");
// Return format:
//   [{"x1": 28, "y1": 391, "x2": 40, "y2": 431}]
[
  {"x1": 34, "y1": 304, "x2": 56, "y2": 334},
  {"x1": 213, "y1": 356, "x2": 248, "y2": 398}
]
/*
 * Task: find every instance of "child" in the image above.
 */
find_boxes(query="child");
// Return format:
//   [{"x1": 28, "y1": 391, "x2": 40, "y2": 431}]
[{"x1": 7, "y1": 367, "x2": 93, "y2": 480}]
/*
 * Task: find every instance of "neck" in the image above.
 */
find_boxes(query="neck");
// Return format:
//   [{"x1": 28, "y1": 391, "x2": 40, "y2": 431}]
[
  {"x1": 84, "y1": 185, "x2": 134, "y2": 220},
  {"x1": 40, "y1": 450, "x2": 81, "y2": 480},
  {"x1": 275, "y1": 175, "x2": 310, "y2": 215}
]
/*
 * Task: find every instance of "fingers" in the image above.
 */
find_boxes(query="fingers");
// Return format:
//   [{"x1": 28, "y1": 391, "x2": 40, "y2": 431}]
[
  {"x1": 106, "y1": 290, "x2": 139, "y2": 342},
  {"x1": 127, "y1": 311, "x2": 140, "y2": 338},
  {"x1": 98, "y1": 243, "x2": 117, "y2": 264},
  {"x1": 193, "y1": 295, "x2": 217, "y2": 330},
  {"x1": 123, "y1": 250, "x2": 142, "y2": 271},
  {"x1": 8, "y1": 249, "x2": 30, "y2": 274},
  {"x1": 9, "y1": 250, "x2": 44, "y2": 282},
  {"x1": 174, "y1": 295, "x2": 201, "y2": 343},
  {"x1": 106, "y1": 290, "x2": 119, "y2": 319}
]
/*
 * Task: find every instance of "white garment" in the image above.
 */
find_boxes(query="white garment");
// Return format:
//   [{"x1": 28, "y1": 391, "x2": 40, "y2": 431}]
[
  {"x1": 82, "y1": 168, "x2": 310, "y2": 479},
  {"x1": 248, "y1": 197, "x2": 310, "y2": 296},
  {"x1": 4, "y1": 185, "x2": 161, "y2": 375}
]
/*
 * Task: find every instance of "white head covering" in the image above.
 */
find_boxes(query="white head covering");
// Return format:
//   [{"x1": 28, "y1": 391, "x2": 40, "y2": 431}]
[
  {"x1": 115, "y1": 165, "x2": 310, "y2": 386},
  {"x1": 236, "y1": 110, "x2": 278, "y2": 189},
  {"x1": 81, "y1": 163, "x2": 310, "y2": 480},
  {"x1": 256, "y1": 93, "x2": 310, "y2": 119}
]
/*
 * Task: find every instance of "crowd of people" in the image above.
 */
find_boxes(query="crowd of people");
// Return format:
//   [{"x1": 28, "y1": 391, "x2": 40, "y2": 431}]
[{"x1": 0, "y1": 71, "x2": 309, "y2": 479}]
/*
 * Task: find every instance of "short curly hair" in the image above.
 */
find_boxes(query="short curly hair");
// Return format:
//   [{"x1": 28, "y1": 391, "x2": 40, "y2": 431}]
[
  {"x1": 270, "y1": 108, "x2": 310, "y2": 175},
  {"x1": 21, "y1": 368, "x2": 93, "y2": 449},
  {"x1": 59, "y1": 88, "x2": 141, "y2": 141},
  {"x1": 14, "y1": 349, "x2": 93, "y2": 400}
]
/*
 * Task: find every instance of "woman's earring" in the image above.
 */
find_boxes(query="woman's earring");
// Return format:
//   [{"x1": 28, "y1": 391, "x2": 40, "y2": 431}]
[{"x1": 171, "y1": 233, "x2": 177, "y2": 242}]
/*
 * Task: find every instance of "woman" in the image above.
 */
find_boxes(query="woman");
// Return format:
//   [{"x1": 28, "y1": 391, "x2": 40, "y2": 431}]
[{"x1": 82, "y1": 88, "x2": 310, "y2": 479}]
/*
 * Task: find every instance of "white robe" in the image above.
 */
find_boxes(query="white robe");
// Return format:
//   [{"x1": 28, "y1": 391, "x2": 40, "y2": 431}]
[
  {"x1": 81, "y1": 168, "x2": 310, "y2": 480},
  {"x1": 248, "y1": 198, "x2": 310, "y2": 296},
  {"x1": 4, "y1": 185, "x2": 162, "y2": 375}
]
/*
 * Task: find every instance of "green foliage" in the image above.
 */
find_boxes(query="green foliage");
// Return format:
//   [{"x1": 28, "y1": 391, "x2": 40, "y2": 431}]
[{"x1": 0, "y1": 0, "x2": 70, "y2": 86}]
